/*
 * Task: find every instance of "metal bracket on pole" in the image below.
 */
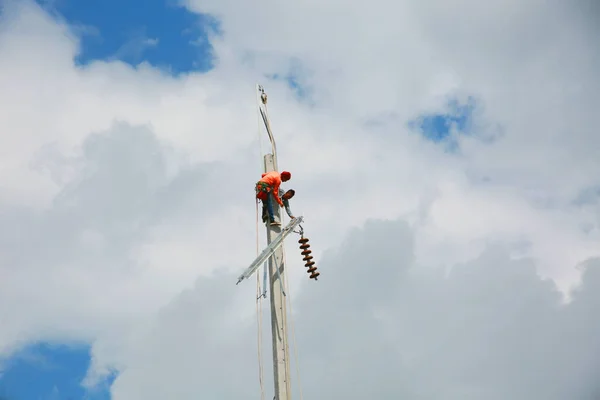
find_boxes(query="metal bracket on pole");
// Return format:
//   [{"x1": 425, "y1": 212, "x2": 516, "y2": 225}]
[{"x1": 236, "y1": 216, "x2": 304, "y2": 285}]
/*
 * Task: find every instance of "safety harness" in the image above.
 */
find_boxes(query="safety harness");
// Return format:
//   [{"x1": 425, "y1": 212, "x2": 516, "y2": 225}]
[{"x1": 255, "y1": 181, "x2": 271, "y2": 200}]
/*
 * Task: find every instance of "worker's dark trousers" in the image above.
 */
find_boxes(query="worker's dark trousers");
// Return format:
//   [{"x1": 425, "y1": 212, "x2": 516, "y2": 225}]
[{"x1": 263, "y1": 192, "x2": 275, "y2": 222}]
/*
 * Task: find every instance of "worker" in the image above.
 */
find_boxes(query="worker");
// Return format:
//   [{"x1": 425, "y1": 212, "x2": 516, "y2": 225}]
[
  {"x1": 262, "y1": 189, "x2": 295, "y2": 223},
  {"x1": 255, "y1": 170, "x2": 291, "y2": 226}
]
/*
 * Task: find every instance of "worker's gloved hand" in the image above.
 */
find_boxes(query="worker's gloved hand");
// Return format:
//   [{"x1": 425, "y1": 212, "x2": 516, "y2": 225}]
[{"x1": 291, "y1": 216, "x2": 296, "y2": 219}]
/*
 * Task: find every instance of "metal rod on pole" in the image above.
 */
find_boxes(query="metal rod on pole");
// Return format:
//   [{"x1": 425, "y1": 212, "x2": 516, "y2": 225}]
[{"x1": 258, "y1": 85, "x2": 278, "y2": 170}]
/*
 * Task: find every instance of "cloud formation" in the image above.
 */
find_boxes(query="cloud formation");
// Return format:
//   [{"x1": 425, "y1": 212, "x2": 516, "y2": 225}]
[
  {"x1": 0, "y1": 0, "x2": 599, "y2": 398},
  {"x1": 107, "y1": 219, "x2": 600, "y2": 399}
]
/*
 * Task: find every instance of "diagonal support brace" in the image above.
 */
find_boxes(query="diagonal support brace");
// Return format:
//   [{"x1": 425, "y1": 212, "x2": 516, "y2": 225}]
[{"x1": 237, "y1": 216, "x2": 304, "y2": 285}]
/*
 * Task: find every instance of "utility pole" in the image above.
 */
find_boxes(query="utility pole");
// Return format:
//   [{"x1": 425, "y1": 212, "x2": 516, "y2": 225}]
[
  {"x1": 238, "y1": 85, "x2": 318, "y2": 399},
  {"x1": 258, "y1": 85, "x2": 292, "y2": 400}
]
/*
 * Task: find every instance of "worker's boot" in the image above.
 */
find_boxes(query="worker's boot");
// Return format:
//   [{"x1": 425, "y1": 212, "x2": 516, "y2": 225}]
[{"x1": 270, "y1": 220, "x2": 281, "y2": 226}]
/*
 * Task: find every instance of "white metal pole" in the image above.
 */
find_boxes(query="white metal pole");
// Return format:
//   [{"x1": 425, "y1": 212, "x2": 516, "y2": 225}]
[{"x1": 263, "y1": 153, "x2": 292, "y2": 400}]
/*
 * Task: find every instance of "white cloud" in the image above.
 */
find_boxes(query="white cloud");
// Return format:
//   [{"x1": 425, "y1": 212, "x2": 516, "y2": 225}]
[
  {"x1": 0, "y1": 0, "x2": 599, "y2": 398},
  {"x1": 105, "y1": 220, "x2": 600, "y2": 399}
]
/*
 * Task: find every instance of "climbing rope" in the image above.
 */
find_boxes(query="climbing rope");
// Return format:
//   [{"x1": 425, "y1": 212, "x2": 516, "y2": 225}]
[
  {"x1": 281, "y1": 243, "x2": 305, "y2": 400},
  {"x1": 256, "y1": 199, "x2": 266, "y2": 400},
  {"x1": 255, "y1": 83, "x2": 267, "y2": 400},
  {"x1": 255, "y1": 83, "x2": 268, "y2": 298}
]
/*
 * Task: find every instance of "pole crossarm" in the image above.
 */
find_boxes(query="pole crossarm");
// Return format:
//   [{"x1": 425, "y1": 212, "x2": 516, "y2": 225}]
[{"x1": 236, "y1": 216, "x2": 304, "y2": 285}]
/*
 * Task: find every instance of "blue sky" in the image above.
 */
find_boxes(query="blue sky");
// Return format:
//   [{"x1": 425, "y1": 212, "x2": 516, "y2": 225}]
[
  {"x1": 0, "y1": 343, "x2": 115, "y2": 400},
  {"x1": 40, "y1": 0, "x2": 219, "y2": 74},
  {"x1": 409, "y1": 97, "x2": 476, "y2": 150},
  {"x1": 0, "y1": 1, "x2": 474, "y2": 398}
]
